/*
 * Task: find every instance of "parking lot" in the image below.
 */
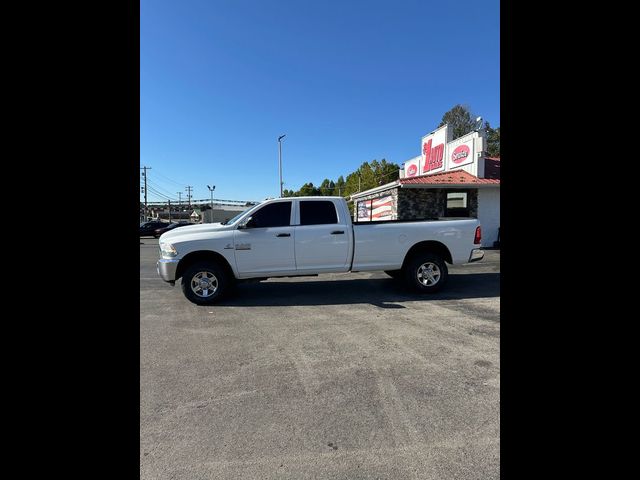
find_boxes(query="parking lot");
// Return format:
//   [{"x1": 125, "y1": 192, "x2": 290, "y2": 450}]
[{"x1": 140, "y1": 238, "x2": 500, "y2": 479}]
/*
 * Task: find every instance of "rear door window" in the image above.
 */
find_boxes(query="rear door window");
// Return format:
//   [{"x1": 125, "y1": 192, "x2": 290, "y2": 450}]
[{"x1": 300, "y1": 201, "x2": 338, "y2": 225}]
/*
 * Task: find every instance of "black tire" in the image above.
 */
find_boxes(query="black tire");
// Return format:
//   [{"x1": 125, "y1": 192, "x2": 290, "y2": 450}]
[
  {"x1": 403, "y1": 252, "x2": 448, "y2": 293},
  {"x1": 384, "y1": 270, "x2": 402, "y2": 279},
  {"x1": 181, "y1": 261, "x2": 230, "y2": 305}
]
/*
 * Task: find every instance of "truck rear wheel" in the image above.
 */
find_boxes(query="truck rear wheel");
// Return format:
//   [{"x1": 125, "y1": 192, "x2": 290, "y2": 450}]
[
  {"x1": 181, "y1": 261, "x2": 230, "y2": 305},
  {"x1": 403, "y1": 253, "x2": 448, "y2": 293}
]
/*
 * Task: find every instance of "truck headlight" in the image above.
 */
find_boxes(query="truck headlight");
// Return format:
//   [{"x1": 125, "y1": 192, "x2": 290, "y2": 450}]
[{"x1": 159, "y1": 242, "x2": 178, "y2": 257}]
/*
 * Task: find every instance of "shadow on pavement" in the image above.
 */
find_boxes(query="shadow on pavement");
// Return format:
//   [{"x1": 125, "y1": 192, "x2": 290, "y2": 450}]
[{"x1": 216, "y1": 272, "x2": 500, "y2": 307}]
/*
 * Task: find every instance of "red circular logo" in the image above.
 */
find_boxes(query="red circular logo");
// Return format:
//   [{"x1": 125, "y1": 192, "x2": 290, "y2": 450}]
[
  {"x1": 407, "y1": 164, "x2": 418, "y2": 176},
  {"x1": 451, "y1": 145, "x2": 470, "y2": 164}
]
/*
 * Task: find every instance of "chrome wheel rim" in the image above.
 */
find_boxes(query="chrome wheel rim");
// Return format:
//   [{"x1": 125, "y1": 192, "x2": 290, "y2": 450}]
[
  {"x1": 190, "y1": 271, "x2": 218, "y2": 298},
  {"x1": 417, "y1": 262, "x2": 441, "y2": 286}
]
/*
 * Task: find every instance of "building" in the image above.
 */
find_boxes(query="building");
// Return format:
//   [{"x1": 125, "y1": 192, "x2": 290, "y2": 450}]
[
  {"x1": 200, "y1": 205, "x2": 248, "y2": 223},
  {"x1": 350, "y1": 124, "x2": 500, "y2": 247},
  {"x1": 141, "y1": 198, "x2": 258, "y2": 224}
]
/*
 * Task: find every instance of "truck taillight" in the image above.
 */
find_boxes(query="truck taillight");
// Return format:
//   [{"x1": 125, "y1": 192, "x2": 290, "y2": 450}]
[{"x1": 474, "y1": 226, "x2": 482, "y2": 245}]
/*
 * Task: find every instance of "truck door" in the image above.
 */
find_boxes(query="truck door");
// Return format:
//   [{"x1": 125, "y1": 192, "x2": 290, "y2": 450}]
[
  {"x1": 294, "y1": 200, "x2": 350, "y2": 272},
  {"x1": 234, "y1": 200, "x2": 296, "y2": 275}
]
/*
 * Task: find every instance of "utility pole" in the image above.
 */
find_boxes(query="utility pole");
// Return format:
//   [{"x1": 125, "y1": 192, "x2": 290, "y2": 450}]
[
  {"x1": 177, "y1": 192, "x2": 182, "y2": 210},
  {"x1": 358, "y1": 170, "x2": 361, "y2": 192},
  {"x1": 185, "y1": 186, "x2": 193, "y2": 209},
  {"x1": 168, "y1": 199, "x2": 171, "y2": 223},
  {"x1": 141, "y1": 166, "x2": 151, "y2": 220},
  {"x1": 278, "y1": 134, "x2": 286, "y2": 197}
]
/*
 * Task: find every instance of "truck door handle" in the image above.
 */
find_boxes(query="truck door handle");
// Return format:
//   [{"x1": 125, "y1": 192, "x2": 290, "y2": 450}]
[
  {"x1": 331, "y1": 230, "x2": 345, "y2": 235},
  {"x1": 276, "y1": 233, "x2": 291, "y2": 237}
]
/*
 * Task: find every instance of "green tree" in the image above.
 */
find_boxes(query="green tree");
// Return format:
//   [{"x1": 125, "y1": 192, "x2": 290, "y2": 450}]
[
  {"x1": 438, "y1": 104, "x2": 476, "y2": 140},
  {"x1": 298, "y1": 182, "x2": 319, "y2": 196},
  {"x1": 440, "y1": 104, "x2": 500, "y2": 156},
  {"x1": 281, "y1": 159, "x2": 400, "y2": 199},
  {"x1": 319, "y1": 178, "x2": 335, "y2": 196},
  {"x1": 343, "y1": 171, "x2": 359, "y2": 197},
  {"x1": 338, "y1": 159, "x2": 400, "y2": 197},
  {"x1": 375, "y1": 159, "x2": 400, "y2": 185},
  {"x1": 485, "y1": 122, "x2": 500, "y2": 157},
  {"x1": 335, "y1": 176, "x2": 346, "y2": 196}
]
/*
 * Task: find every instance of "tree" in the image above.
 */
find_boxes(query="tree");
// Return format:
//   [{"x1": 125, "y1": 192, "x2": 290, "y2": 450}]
[
  {"x1": 438, "y1": 104, "x2": 476, "y2": 140},
  {"x1": 440, "y1": 104, "x2": 500, "y2": 156},
  {"x1": 375, "y1": 159, "x2": 400, "y2": 185},
  {"x1": 280, "y1": 159, "x2": 400, "y2": 199},
  {"x1": 319, "y1": 178, "x2": 334, "y2": 196},
  {"x1": 335, "y1": 176, "x2": 345, "y2": 196},
  {"x1": 298, "y1": 182, "x2": 319, "y2": 196},
  {"x1": 485, "y1": 122, "x2": 500, "y2": 157}
]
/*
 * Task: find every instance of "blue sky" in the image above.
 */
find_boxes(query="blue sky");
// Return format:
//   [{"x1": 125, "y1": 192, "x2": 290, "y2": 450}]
[{"x1": 141, "y1": 0, "x2": 500, "y2": 203}]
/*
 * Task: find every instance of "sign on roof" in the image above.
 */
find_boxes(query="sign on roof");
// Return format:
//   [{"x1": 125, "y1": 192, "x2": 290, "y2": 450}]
[
  {"x1": 421, "y1": 124, "x2": 451, "y2": 175},
  {"x1": 404, "y1": 155, "x2": 421, "y2": 178},
  {"x1": 401, "y1": 126, "x2": 487, "y2": 178}
]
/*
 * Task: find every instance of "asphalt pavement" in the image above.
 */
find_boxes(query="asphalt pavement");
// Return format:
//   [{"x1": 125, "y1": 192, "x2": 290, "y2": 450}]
[{"x1": 140, "y1": 238, "x2": 500, "y2": 479}]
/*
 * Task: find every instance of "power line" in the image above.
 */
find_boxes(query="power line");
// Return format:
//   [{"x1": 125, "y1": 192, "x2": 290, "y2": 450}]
[
  {"x1": 146, "y1": 185, "x2": 177, "y2": 201},
  {"x1": 153, "y1": 170, "x2": 188, "y2": 187},
  {"x1": 140, "y1": 180, "x2": 176, "y2": 200},
  {"x1": 140, "y1": 178, "x2": 181, "y2": 201},
  {"x1": 145, "y1": 177, "x2": 181, "y2": 199}
]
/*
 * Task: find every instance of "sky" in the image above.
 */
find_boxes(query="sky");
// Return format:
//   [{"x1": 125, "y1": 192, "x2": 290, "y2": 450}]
[{"x1": 140, "y1": 0, "x2": 500, "y2": 204}]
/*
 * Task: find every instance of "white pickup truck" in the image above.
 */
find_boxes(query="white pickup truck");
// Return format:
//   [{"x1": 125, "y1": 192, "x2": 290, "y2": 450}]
[{"x1": 157, "y1": 196, "x2": 484, "y2": 305}]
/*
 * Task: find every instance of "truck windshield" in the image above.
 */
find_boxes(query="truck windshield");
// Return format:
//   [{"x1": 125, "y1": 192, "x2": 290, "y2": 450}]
[{"x1": 221, "y1": 207, "x2": 253, "y2": 225}]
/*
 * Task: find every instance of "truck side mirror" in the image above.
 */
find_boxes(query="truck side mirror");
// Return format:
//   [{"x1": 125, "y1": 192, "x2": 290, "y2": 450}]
[{"x1": 238, "y1": 216, "x2": 253, "y2": 229}]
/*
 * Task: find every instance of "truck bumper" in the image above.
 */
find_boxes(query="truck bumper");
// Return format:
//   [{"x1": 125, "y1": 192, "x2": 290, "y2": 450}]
[
  {"x1": 468, "y1": 248, "x2": 485, "y2": 263},
  {"x1": 157, "y1": 258, "x2": 180, "y2": 284}
]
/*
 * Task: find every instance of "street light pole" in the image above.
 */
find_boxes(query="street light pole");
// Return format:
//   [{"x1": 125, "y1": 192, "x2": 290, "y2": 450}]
[
  {"x1": 207, "y1": 185, "x2": 216, "y2": 223},
  {"x1": 278, "y1": 134, "x2": 286, "y2": 197}
]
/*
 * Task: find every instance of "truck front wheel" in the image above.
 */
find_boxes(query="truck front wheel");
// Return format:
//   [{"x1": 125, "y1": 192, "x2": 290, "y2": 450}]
[
  {"x1": 403, "y1": 253, "x2": 448, "y2": 293},
  {"x1": 181, "y1": 261, "x2": 230, "y2": 305}
]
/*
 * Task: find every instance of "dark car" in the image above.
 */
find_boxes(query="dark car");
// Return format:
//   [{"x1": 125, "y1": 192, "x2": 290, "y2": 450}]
[
  {"x1": 140, "y1": 221, "x2": 168, "y2": 237},
  {"x1": 153, "y1": 222, "x2": 192, "y2": 238}
]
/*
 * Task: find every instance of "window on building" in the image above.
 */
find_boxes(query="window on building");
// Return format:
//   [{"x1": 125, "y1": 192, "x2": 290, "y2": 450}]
[
  {"x1": 300, "y1": 200, "x2": 338, "y2": 225},
  {"x1": 445, "y1": 191, "x2": 469, "y2": 217},
  {"x1": 249, "y1": 201, "x2": 292, "y2": 228}
]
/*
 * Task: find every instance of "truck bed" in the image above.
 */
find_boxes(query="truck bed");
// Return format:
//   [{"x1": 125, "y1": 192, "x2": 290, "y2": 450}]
[
  {"x1": 351, "y1": 217, "x2": 481, "y2": 270},
  {"x1": 353, "y1": 217, "x2": 471, "y2": 225}
]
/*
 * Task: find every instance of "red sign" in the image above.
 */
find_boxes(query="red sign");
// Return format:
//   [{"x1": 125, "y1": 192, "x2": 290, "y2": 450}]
[
  {"x1": 423, "y1": 139, "x2": 445, "y2": 173},
  {"x1": 407, "y1": 164, "x2": 418, "y2": 176},
  {"x1": 451, "y1": 145, "x2": 470, "y2": 164}
]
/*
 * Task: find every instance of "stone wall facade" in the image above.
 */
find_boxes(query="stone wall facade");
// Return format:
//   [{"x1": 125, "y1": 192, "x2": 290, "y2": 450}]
[
  {"x1": 468, "y1": 190, "x2": 478, "y2": 218},
  {"x1": 397, "y1": 188, "x2": 478, "y2": 219},
  {"x1": 354, "y1": 187, "x2": 478, "y2": 221},
  {"x1": 398, "y1": 189, "x2": 444, "y2": 220}
]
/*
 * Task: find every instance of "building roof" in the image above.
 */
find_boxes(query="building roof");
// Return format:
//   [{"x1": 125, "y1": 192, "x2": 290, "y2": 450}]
[
  {"x1": 400, "y1": 169, "x2": 500, "y2": 186},
  {"x1": 349, "y1": 181, "x2": 400, "y2": 200}
]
